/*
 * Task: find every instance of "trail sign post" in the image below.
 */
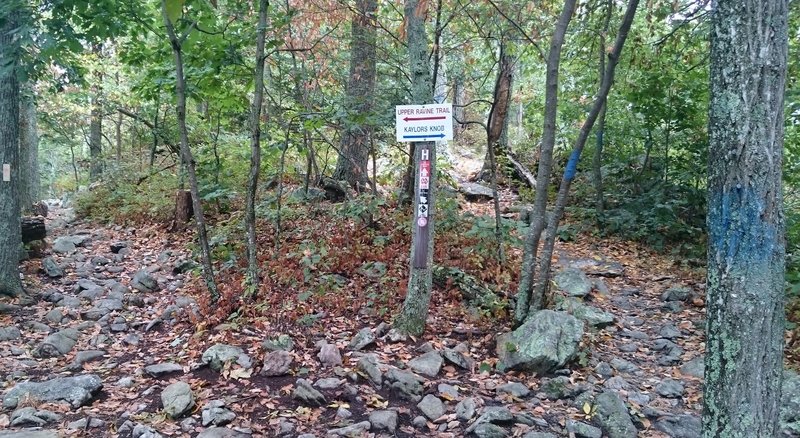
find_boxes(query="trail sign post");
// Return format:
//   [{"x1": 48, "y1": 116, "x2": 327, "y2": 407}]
[{"x1": 396, "y1": 103, "x2": 453, "y2": 142}]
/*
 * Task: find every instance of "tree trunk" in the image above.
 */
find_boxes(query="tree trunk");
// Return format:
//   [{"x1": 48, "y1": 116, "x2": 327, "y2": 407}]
[
  {"x1": 532, "y1": 0, "x2": 639, "y2": 315},
  {"x1": 245, "y1": 0, "x2": 269, "y2": 293},
  {"x1": 515, "y1": 0, "x2": 577, "y2": 323},
  {"x1": 480, "y1": 50, "x2": 514, "y2": 181},
  {"x1": 161, "y1": 1, "x2": 219, "y2": 302},
  {"x1": 332, "y1": 0, "x2": 377, "y2": 192},
  {"x1": 0, "y1": 6, "x2": 24, "y2": 297},
  {"x1": 393, "y1": 0, "x2": 436, "y2": 336},
  {"x1": 89, "y1": 43, "x2": 103, "y2": 182},
  {"x1": 702, "y1": 1, "x2": 788, "y2": 436},
  {"x1": 173, "y1": 189, "x2": 193, "y2": 227},
  {"x1": 593, "y1": 0, "x2": 612, "y2": 227},
  {"x1": 19, "y1": 91, "x2": 39, "y2": 212},
  {"x1": 21, "y1": 217, "x2": 46, "y2": 243}
]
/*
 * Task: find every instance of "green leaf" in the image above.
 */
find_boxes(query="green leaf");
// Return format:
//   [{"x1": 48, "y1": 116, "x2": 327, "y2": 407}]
[{"x1": 164, "y1": 0, "x2": 184, "y2": 24}]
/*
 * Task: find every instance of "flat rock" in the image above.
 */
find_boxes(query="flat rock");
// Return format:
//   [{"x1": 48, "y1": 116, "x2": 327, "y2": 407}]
[
  {"x1": 202, "y1": 400, "x2": 236, "y2": 426},
  {"x1": 656, "y1": 378, "x2": 685, "y2": 398},
  {"x1": 0, "y1": 432, "x2": 59, "y2": 438},
  {"x1": 161, "y1": 381, "x2": 194, "y2": 418},
  {"x1": 326, "y1": 421, "x2": 371, "y2": 437},
  {"x1": 556, "y1": 298, "x2": 615, "y2": 328},
  {"x1": 33, "y1": 328, "x2": 79, "y2": 357},
  {"x1": 369, "y1": 410, "x2": 398, "y2": 433},
  {"x1": 680, "y1": 356, "x2": 704, "y2": 378},
  {"x1": 318, "y1": 343, "x2": 342, "y2": 367},
  {"x1": 408, "y1": 350, "x2": 443, "y2": 377},
  {"x1": 595, "y1": 391, "x2": 637, "y2": 438},
  {"x1": 357, "y1": 353, "x2": 382, "y2": 385},
  {"x1": 443, "y1": 347, "x2": 474, "y2": 369},
  {"x1": 496, "y1": 310, "x2": 584, "y2": 374},
  {"x1": 3, "y1": 374, "x2": 103, "y2": 408},
  {"x1": 131, "y1": 270, "x2": 158, "y2": 293},
  {"x1": 293, "y1": 379, "x2": 326, "y2": 406},
  {"x1": 261, "y1": 350, "x2": 292, "y2": 376},
  {"x1": 554, "y1": 268, "x2": 592, "y2": 297},
  {"x1": 347, "y1": 327, "x2": 376, "y2": 351},
  {"x1": 661, "y1": 286, "x2": 693, "y2": 302},
  {"x1": 654, "y1": 414, "x2": 702, "y2": 438},
  {"x1": 472, "y1": 423, "x2": 509, "y2": 438},
  {"x1": 456, "y1": 397, "x2": 476, "y2": 421},
  {"x1": 386, "y1": 368, "x2": 425, "y2": 401},
  {"x1": 145, "y1": 362, "x2": 184, "y2": 377},
  {"x1": 417, "y1": 394, "x2": 445, "y2": 420},
  {"x1": 10, "y1": 407, "x2": 61, "y2": 426},
  {"x1": 52, "y1": 237, "x2": 76, "y2": 254},
  {"x1": 460, "y1": 182, "x2": 494, "y2": 200},
  {"x1": 196, "y1": 427, "x2": 252, "y2": 438},
  {"x1": 566, "y1": 419, "x2": 602, "y2": 438},
  {"x1": 41, "y1": 257, "x2": 65, "y2": 278},
  {"x1": 496, "y1": 382, "x2": 530, "y2": 398},
  {"x1": 202, "y1": 344, "x2": 252, "y2": 371},
  {"x1": 0, "y1": 326, "x2": 22, "y2": 341}
]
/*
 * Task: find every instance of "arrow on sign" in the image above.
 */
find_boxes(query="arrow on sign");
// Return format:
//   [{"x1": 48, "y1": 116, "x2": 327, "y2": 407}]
[
  {"x1": 403, "y1": 116, "x2": 447, "y2": 122},
  {"x1": 403, "y1": 133, "x2": 446, "y2": 139}
]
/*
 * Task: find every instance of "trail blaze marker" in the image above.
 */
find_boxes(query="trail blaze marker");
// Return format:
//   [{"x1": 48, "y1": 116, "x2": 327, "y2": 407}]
[
  {"x1": 413, "y1": 143, "x2": 433, "y2": 268},
  {"x1": 2, "y1": 164, "x2": 9, "y2": 182},
  {"x1": 396, "y1": 103, "x2": 453, "y2": 142}
]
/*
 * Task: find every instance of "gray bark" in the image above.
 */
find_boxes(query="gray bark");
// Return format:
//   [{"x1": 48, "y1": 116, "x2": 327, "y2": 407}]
[
  {"x1": 515, "y1": 0, "x2": 577, "y2": 323},
  {"x1": 592, "y1": 0, "x2": 612, "y2": 226},
  {"x1": 394, "y1": 0, "x2": 436, "y2": 336},
  {"x1": 332, "y1": 0, "x2": 377, "y2": 191},
  {"x1": 245, "y1": 0, "x2": 269, "y2": 293},
  {"x1": 19, "y1": 92, "x2": 39, "y2": 211},
  {"x1": 702, "y1": 1, "x2": 788, "y2": 436},
  {"x1": 161, "y1": 1, "x2": 219, "y2": 302},
  {"x1": 89, "y1": 43, "x2": 103, "y2": 182},
  {"x1": 0, "y1": 5, "x2": 24, "y2": 297}
]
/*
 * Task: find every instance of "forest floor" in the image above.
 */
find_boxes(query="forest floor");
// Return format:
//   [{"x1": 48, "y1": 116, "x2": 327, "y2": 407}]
[{"x1": 0, "y1": 189, "x2": 714, "y2": 438}]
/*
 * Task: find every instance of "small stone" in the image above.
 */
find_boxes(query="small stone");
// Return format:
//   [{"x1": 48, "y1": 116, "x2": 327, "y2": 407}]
[
  {"x1": 202, "y1": 400, "x2": 236, "y2": 426},
  {"x1": 455, "y1": 397, "x2": 476, "y2": 421},
  {"x1": 347, "y1": 327, "x2": 376, "y2": 351},
  {"x1": 443, "y1": 347, "x2": 474, "y2": 369},
  {"x1": 437, "y1": 383, "x2": 459, "y2": 400},
  {"x1": 161, "y1": 381, "x2": 194, "y2": 418},
  {"x1": 293, "y1": 379, "x2": 326, "y2": 406},
  {"x1": 417, "y1": 394, "x2": 445, "y2": 420},
  {"x1": 262, "y1": 334, "x2": 294, "y2": 352},
  {"x1": 680, "y1": 356, "x2": 704, "y2": 378},
  {"x1": 566, "y1": 419, "x2": 602, "y2": 438},
  {"x1": 357, "y1": 353, "x2": 382, "y2": 385},
  {"x1": 327, "y1": 421, "x2": 371, "y2": 437},
  {"x1": 10, "y1": 407, "x2": 61, "y2": 427},
  {"x1": 412, "y1": 416, "x2": 428, "y2": 428},
  {"x1": 369, "y1": 410, "x2": 398, "y2": 433},
  {"x1": 658, "y1": 323, "x2": 682, "y2": 339},
  {"x1": 202, "y1": 344, "x2": 252, "y2": 371},
  {"x1": 472, "y1": 423, "x2": 509, "y2": 438},
  {"x1": 261, "y1": 350, "x2": 292, "y2": 376},
  {"x1": 386, "y1": 368, "x2": 425, "y2": 401},
  {"x1": 45, "y1": 308, "x2": 63, "y2": 324},
  {"x1": 408, "y1": 351, "x2": 443, "y2": 377},
  {"x1": 496, "y1": 382, "x2": 530, "y2": 398},
  {"x1": 656, "y1": 378, "x2": 685, "y2": 398},
  {"x1": 131, "y1": 270, "x2": 159, "y2": 293},
  {"x1": 541, "y1": 376, "x2": 573, "y2": 400},
  {"x1": 554, "y1": 267, "x2": 592, "y2": 297},
  {"x1": 336, "y1": 406, "x2": 352, "y2": 420},
  {"x1": 595, "y1": 362, "x2": 613, "y2": 379},
  {"x1": 41, "y1": 257, "x2": 65, "y2": 278},
  {"x1": 610, "y1": 357, "x2": 638, "y2": 373},
  {"x1": 317, "y1": 343, "x2": 342, "y2": 367},
  {"x1": 67, "y1": 417, "x2": 105, "y2": 429},
  {"x1": 33, "y1": 328, "x2": 80, "y2": 357},
  {"x1": 315, "y1": 378, "x2": 343, "y2": 389},
  {"x1": 661, "y1": 286, "x2": 693, "y2": 302},
  {"x1": 145, "y1": 362, "x2": 184, "y2": 377},
  {"x1": 0, "y1": 326, "x2": 22, "y2": 341}
]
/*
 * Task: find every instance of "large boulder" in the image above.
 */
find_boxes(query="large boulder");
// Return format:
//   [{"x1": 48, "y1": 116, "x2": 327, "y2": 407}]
[
  {"x1": 3, "y1": 374, "x2": 103, "y2": 408},
  {"x1": 496, "y1": 310, "x2": 584, "y2": 373}
]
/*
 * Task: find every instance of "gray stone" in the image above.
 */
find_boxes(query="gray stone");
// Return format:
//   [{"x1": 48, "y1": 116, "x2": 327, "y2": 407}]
[
  {"x1": 196, "y1": 427, "x2": 252, "y2": 438},
  {"x1": 67, "y1": 417, "x2": 105, "y2": 429},
  {"x1": 0, "y1": 326, "x2": 21, "y2": 341},
  {"x1": 595, "y1": 362, "x2": 613, "y2": 379},
  {"x1": 496, "y1": 382, "x2": 530, "y2": 398},
  {"x1": 557, "y1": 298, "x2": 615, "y2": 328},
  {"x1": 661, "y1": 286, "x2": 693, "y2": 302},
  {"x1": 347, "y1": 327, "x2": 376, "y2": 351},
  {"x1": 595, "y1": 391, "x2": 637, "y2": 438},
  {"x1": 318, "y1": 343, "x2": 342, "y2": 367},
  {"x1": 25, "y1": 320, "x2": 51, "y2": 332},
  {"x1": 386, "y1": 368, "x2": 425, "y2": 401},
  {"x1": 52, "y1": 237, "x2": 76, "y2": 254},
  {"x1": 202, "y1": 344, "x2": 252, "y2": 371},
  {"x1": 132, "y1": 270, "x2": 158, "y2": 293},
  {"x1": 465, "y1": 407, "x2": 514, "y2": 434},
  {"x1": 0, "y1": 432, "x2": 59, "y2": 438},
  {"x1": 456, "y1": 397, "x2": 476, "y2": 421},
  {"x1": 262, "y1": 334, "x2": 294, "y2": 352},
  {"x1": 680, "y1": 356, "x2": 705, "y2": 379},
  {"x1": 91, "y1": 255, "x2": 110, "y2": 266},
  {"x1": 68, "y1": 350, "x2": 106, "y2": 370},
  {"x1": 3, "y1": 374, "x2": 103, "y2": 408},
  {"x1": 554, "y1": 268, "x2": 592, "y2": 297},
  {"x1": 460, "y1": 182, "x2": 494, "y2": 200},
  {"x1": 358, "y1": 261, "x2": 387, "y2": 279},
  {"x1": 45, "y1": 308, "x2": 63, "y2": 324},
  {"x1": 412, "y1": 415, "x2": 428, "y2": 428},
  {"x1": 161, "y1": 381, "x2": 194, "y2": 418},
  {"x1": 654, "y1": 415, "x2": 702, "y2": 438},
  {"x1": 33, "y1": 328, "x2": 79, "y2": 357},
  {"x1": 336, "y1": 407, "x2": 352, "y2": 420},
  {"x1": 202, "y1": 400, "x2": 236, "y2": 426},
  {"x1": 540, "y1": 375, "x2": 573, "y2": 400},
  {"x1": 145, "y1": 362, "x2": 184, "y2": 377},
  {"x1": 293, "y1": 379, "x2": 326, "y2": 406},
  {"x1": 566, "y1": 419, "x2": 602, "y2": 438},
  {"x1": 656, "y1": 378, "x2": 685, "y2": 398},
  {"x1": 438, "y1": 383, "x2": 459, "y2": 400},
  {"x1": 10, "y1": 407, "x2": 61, "y2": 426},
  {"x1": 58, "y1": 296, "x2": 81, "y2": 308},
  {"x1": 471, "y1": 423, "x2": 509, "y2": 438},
  {"x1": 417, "y1": 394, "x2": 445, "y2": 420},
  {"x1": 610, "y1": 358, "x2": 638, "y2": 374},
  {"x1": 603, "y1": 376, "x2": 631, "y2": 391},
  {"x1": 315, "y1": 378, "x2": 343, "y2": 389},
  {"x1": 41, "y1": 257, "x2": 64, "y2": 278},
  {"x1": 443, "y1": 347, "x2": 474, "y2": 369},
  {"x1": 620, "y1": 329, "x2": 648, "y2": 340},
  {"x1": 357, "y1": 353, "x2": 382, "y2": 385},
  {"x1": 496, "y1": 310, "x2": 584, "y2": 374},
  {"x1": 369, "y1": 410, "x2": 398, "y2": 433},
  {"x1": 658, "y1": 323, "x2": 682, "y2": 339},
  {"x1": 261, "y1": 350, "x2": 292, "y2": 376},
  {"x1": 409, "y1": 350, "x2": 443, "y2": 377},
  {"x1": 522, "y1": 433, "x2": 556, "y2": 438},
  {"x1": 327, "y1": 421, "x2": 371, "y2": 437}
]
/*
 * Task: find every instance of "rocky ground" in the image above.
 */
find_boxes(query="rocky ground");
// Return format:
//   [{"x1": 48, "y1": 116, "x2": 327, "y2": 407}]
[{"x1": 2, "y1": 202, "x2": 800, "y2": 438}]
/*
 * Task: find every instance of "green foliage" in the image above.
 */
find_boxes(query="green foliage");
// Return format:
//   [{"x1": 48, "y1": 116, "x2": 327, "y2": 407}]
[{"x1": 74, "y1": 173, "x2": 177, "y2": 224}]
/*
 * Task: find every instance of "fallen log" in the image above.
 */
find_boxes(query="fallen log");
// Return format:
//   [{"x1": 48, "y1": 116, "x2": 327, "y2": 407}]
[
  {"x1": 21, "y1": 216, "x2": 46, "y2": 243},
  {"x1": 507, "y1": 153, "x2": 537, "y2": 189},
  {"x1": 432, "y1": 265, "x2": 509, "y2": 311}
]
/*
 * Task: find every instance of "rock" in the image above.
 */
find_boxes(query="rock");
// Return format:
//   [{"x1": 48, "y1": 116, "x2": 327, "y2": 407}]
[
  {"x1": 522, "y1": 433, "x2": 556, "y2": 438},
  {"x1": 45, "y1": 308, "x2": 63, "y2": 324},
  {"x1": 358, "y1": 261, "x2": 387, "y2": 279},
  {"x1": 443, "y1": 347, "x2": 474, "y2": 369},
  {"x1": 610, "y1": 358, "x2": 638, "y2": 374},
  {"x1": 658, "y1": 323, "x2": 682, "y2": 339},
  {"x1": 0, "y1": 432, "x2": 59, "y2": 438},
  {"x1": 556, "y1": 298, "x2": 615, "y2": 328},
  {"x1": 496, "y1": 310, "x2": 584, "y2": 374},
  {"x1": 653, "y1": 338, "x2": 684, "y2": 366},
  {"x1": 10, "y1": 407, "x2": 61, "y2": 426},
  {"x1": 41, "y1": 257, "x2": 65, "y2": 278},
  {"x1": 293, "y1": 379, "x2": 326, "y2": 406},
  {"x1": 262, "y1": 334, "x2": 294, "y2": 352},
  {"x1": 595, "y1": 362, "x2": 613, "y2": 379},
  {"x1": 110, "y1": 241, "x2": 129, "y2": 253},
  {"x1": 654, "y1": 414, "x2": 702, "y2": 438},
  {"x1": 196, "y1": 427, "x2": 252, "y2": 438},
  {"x1": 412, "y1": 415, "x2": 428, "y2": 428},
  {"x1": 417, "y1": 394, "x2": 445, "y2": 420},
  {"x1": 161, "y1": 381, "x2": 194, "y2": 418},
  {"x1": 52, "y1": 237, "x2": 77, "y2": 254},
  {"x1": 336, "y1": 407, "x2": 352, "y2": 420},
  {"x1": 595, "y1": 391, "x2": 637, "y2": 438},
  {"x1": 131, "y1": 270, "x2": 158, "y2": 293},
  {"x1": 202, "y1": 400, "x2": 236, "y2": 426},
  {"x1": 3, "y1": 374, "x2": 103, "y2": 408},
  {"x1": 347, "y1": 327, "x2": 376, "y2": 350},
  {"x1": 656, "y1": 378, "x2": 685, "y2": 398},
  {"x1": 33, "y1": 328, "x2": 79, "y2": 357},
  {"x1": 541, "y1": 375, "x2": 573, "y2": 399},
  {"x1": 318, "y1": 343, "x2": 342, "y2": 367},
  {"x1": 680, "y1": 356, "x2": 705, "y2": 379},
  {"x1": 202, "y1": 344, "x2": 252, "y2": 371},
  {"x1": 409, "y1": 350, "x2": 443, "y2": 377},
  {"x1": 496, "y1": 382, "x2": 530, "y2": 398},
  {"x1": 782, "y1": 371, "x2": 800, "y2": 435},
  {"x1": 357, "y1": 353, "x2": 382, "y2": 385},
  {"x1": 603, "y1": 376, "x2": 631, "y2": 391},
  {"x1": 0, "y1": 326, "x2": 21, "y2": 341},
  {"x1": 327, "y1": 421, "x2": 371, "y2": 437},
  {"x1": 315, "y1": 378, "x2": 343, "y2": 390},
  {"x1": 369, "y1": 410, "x2": 398, "y2": 433},
  {"x1": 456, "y1": 397, "x2": 477, "y2": 421},
  {"x1": 67, "y1": 417, "x2": 105, "y2": 429},
  {"x1": 661, "y1": 286, "x2": 693, "y2": 302},
  {"x1": 261, "y1": 350, "x2": 292, "y2": 376},
  {"x1": 67, "y1": 350, "x2": 106, "y2": 370},
  {"x1": 460, "y1": 182, "x2": 494, "y2": 200},
  {"x1": 554, "y1": 268, "x2": 593, "y2": 297},
  {"x1": 465, "y1": 407, "x2": 515, "y2": 434},
  {"x1": 471, "y1": 423, "x2": 509, "y2": 438},
  {"x1": 145, "y1": 362, "x2": 184, "y2": 377},
  {"x1": 438, "y1": 383, "x2": 459, "y2": 399},
  {"x1": 386, "y1": 368, "x2": 425, "y2": 401},
  {"x1": 566, "y1": 419, "x2": 602, "y2": 438}
]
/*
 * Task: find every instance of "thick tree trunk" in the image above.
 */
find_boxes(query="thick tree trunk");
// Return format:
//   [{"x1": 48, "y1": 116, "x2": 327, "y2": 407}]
[
  {"x1": 173, "y1": 189, "x2": 193, "y2": 228},
  {"x1": 0, "y1": 6, "x2": 24, "y2": 297},
  {"x1": 19, "y1": 92, "x2": 39, "y2": 212},
  {"x1": 394, "y1": 0, "x2": 436, "y2": 336},
  {"x1": 532, "y1": 0, "x2": 638, "y2": 314},
  {"x1": 592, "y1": 0, "x2": 612, "y2": 227},
  {"x1": 480, "y1": 51, "x2": 514, "y2": 181},
  {"x1": 89, "y1": 43, "x2": 103, "y2": 182},
  {"x1": 332, "y1": 0, "x2": 377, "y2": 192},
  {"x1": 21, "y1": 217, "x2": 46, "y2": 243},
  {"x1": 702, "y1": 1, "x2": 788, "y2": 436},
  {"x1": 514, "y1": 0, "x2": 576, "y2": 323},
  {"x1": 245, "y1": 0, "x2": 269, "y2": 293},
  {"x1": 161, "y1": 1, "x2": 219, "y2": 302}
]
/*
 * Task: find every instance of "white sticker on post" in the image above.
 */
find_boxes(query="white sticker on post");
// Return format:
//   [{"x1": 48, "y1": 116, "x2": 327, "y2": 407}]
[{"x1": 2, "y1": 164, "x2": 9, "y2": 182}]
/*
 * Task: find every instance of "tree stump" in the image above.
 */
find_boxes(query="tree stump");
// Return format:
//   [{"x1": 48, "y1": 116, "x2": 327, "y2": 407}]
[
  {"x1": 173, "y1": 190, "x2": 193, "y2": 230},
  {"x1": 21, "y1": 216, "x2": 46, "y2": 243}
]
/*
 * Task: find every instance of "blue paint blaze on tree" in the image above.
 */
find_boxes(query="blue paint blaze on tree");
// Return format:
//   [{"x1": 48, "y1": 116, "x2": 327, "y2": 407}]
[
  {"x1": 564, "y1": 148, "x2": 581, "y2": 181},
  {"x1": 708, "y1": 186, "x2": 780, "y2": 264}
]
